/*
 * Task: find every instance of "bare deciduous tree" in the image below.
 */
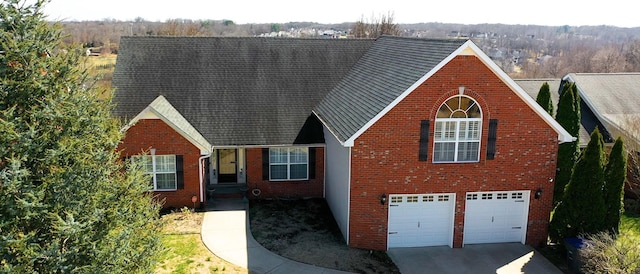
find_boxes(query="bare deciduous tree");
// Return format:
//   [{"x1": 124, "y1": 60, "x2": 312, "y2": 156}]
[{"x1": 351, "y1": 11, "x2": 401, "y2": 38}]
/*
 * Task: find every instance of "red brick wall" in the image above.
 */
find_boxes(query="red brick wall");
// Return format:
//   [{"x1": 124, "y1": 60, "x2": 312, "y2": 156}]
[
  {"x1": 245, "y1": 147, "x2": 325, "y2": 199},
  {"x1": 348, "y1": 55, "x2": 558, "y2": 250},
  {"x1": 118, "y1": 119, "x2": 203, "y2": 208}
]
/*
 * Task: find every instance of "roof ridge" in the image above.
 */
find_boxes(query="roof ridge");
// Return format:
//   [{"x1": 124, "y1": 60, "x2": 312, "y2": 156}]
[
  {"x1": 120, "y1": 35, "x2": 375, "y2": 41},
  {"x1": 377, "y1": 35, "x2": 469, "y2": 43}
]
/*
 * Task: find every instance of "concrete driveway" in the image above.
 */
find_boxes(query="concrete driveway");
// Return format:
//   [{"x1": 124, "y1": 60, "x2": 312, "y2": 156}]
[{"x1": 387, "y1": 243, "x2": 563, "y2": 274}]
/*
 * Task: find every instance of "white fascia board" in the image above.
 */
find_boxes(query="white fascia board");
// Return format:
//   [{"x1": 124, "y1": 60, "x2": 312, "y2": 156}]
[
  {"x1": 213, "y1": 144, "x2": 327, "y2": 149},
  {"x1": 311, "y1": 110, "x2": 349, "y2": 147},
  {"x1": 464, "y1": 42, "x2": 574, "y2": 144}
]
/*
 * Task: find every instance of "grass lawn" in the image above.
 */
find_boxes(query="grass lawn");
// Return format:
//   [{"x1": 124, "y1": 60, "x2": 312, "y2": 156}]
[
  {"x1": 617, "y1": 212, "x2": 640, "y2": 266},
  {"x1": 81, "y1": 54, "x2": 117, "y2": 98},
  {"x1": 155, "y1": 209, "x2": 247, "y2": 274},
  {"x1": 619, "y1": 213, "x2": 640, "y2": 242}
]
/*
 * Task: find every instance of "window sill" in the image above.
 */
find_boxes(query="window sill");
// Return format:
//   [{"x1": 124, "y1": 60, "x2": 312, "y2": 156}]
[
  {"x1": 154, "y1": 189, "x2": 178, "y2": 192},
  {"x1": 268, "y1": 179, "x2": 310, "y2": 183},
  {"x1": 432, "y1": 161, "x2": 480, "y2": 164}
]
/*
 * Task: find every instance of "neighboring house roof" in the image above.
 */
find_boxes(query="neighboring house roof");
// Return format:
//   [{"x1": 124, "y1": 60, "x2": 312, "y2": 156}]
[
  {"x1": 515, "y1": 79, "x2": 591, "y2": 146},
  {"x1": 314, "y1": 37, "x2": 573, "y2": 146},
  {"x1": 113, "y1": 36, "x2": 375, "y2": 146},
  {"x1": 563, "y1": 73, "x2": 640, "y2": 144}
]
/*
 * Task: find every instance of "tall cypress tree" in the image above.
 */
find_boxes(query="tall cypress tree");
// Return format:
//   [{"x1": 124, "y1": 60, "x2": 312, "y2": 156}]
[
  {"x1": 536, "y1": 82, "x2": 554, "y2": 115},
  {"x1": 0, "y1": 1, "x2": 162, "y2": 272},
  {"x1": 550, "y1": 128, "x2": 607, "y2": 242},
  {"x1": 553, "y1": 82, "x2": 581, "y2": 205},
  {"x1": 603, "y1": 137, "x2": 627, "y2": 234}
]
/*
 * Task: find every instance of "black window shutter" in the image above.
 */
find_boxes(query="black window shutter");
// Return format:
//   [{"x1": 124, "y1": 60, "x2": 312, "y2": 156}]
[
  {"x1": 487, "y1": 119, "x2": 498, "y2": 160},
  {"x1": 308, "y1": 147, "x2": 316, "y2": 179},
  {"x1": 418, "y1": 120, "x2": 430, "y2": 161},
  {"x1": 262, "y1": 148, "x2": 269, "y2": 180},
  {"x1": 176, "y1": 155, "x2": 184, "y2": 189}
]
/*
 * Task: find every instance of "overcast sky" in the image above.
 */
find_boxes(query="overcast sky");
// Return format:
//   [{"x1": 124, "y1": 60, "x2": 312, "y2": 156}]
[{"x1": 41, "y1": 0, "x2": 638, "y2": 28}]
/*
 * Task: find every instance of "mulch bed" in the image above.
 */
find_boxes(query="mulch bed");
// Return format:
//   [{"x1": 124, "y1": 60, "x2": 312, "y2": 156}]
[{"x1": 249, "y1": 198, "x2": 400, "y2": 274}]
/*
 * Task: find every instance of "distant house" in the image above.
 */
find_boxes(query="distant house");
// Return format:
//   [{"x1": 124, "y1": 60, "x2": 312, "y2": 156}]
[
  {"x1": 562, "y1": 73, "x2": 640, "y2": 145},
  {"x1": 113, "y1": 36, "x2": 572, "y2": 250},
  {"x1": 517, "y1": 73, "x2": 640, "y2": 199}
]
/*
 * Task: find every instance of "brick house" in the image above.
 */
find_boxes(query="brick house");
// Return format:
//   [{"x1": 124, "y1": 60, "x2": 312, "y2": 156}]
[{"x1": 113, "y1": 36, "x2": 573, "y2": 250}]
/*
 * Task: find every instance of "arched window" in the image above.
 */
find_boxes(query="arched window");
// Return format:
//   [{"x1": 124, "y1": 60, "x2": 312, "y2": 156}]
[{"x1": 433, "y1": 95, "x2": 482, "y2": 162}]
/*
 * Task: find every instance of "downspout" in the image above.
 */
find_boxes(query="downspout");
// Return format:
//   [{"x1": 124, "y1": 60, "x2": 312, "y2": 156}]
[{"x1": 199, "y1": 151, "x2": 212, "y2": 203}]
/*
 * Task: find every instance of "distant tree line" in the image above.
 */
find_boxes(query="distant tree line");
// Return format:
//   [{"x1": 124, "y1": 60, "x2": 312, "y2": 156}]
[{"x1": 56, "y1": 17, "x2": 640, "y2": 77}]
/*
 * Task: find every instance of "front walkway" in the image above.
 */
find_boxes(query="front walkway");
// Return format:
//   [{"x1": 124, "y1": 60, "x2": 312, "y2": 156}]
[{"x1": 200, "y1": 198, "x2": 352, "y2": 274}]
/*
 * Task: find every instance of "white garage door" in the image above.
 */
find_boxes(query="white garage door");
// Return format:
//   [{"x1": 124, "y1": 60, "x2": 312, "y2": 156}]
[
  {"x1": 463, "y1": 191, "x2": 530, "y2": 245},
  {"x1": 388, "y1": 193, "x2": 455, "y2": 248}
]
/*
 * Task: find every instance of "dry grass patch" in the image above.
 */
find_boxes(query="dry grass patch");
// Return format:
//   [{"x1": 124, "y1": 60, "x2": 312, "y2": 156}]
[
  {"x1": 81, "y1": 54, "x2": 117, "y2": 98},
  {"x1": 156, "y1": 208, "x2": 247, "y2": 274}
]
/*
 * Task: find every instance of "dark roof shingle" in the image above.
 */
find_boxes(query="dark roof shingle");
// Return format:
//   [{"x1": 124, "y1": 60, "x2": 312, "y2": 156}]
[
  {"x1": 313, "y1": 36, "x2": 467, "y2": 143},
  {"x1": 113, "y1": 36, "x2": 375, "y2": 146}
]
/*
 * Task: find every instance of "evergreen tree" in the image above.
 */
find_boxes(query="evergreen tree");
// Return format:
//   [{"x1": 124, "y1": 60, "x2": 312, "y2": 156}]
[
  {"x1": 553, "y1": 82, "x2": 581, "y2": 205},
  {"x1": 535, "y1": 82, "x2": 554, "y2": 115},
  {"x1": 549, "y1": 128, "x2": 607, "y2": 242},
  {"x1": 0, "y1": 1, "x2": 162, "y2": 272},
  {"x1": 603, "y1": 137, "x2": 627, "y2": 234}
]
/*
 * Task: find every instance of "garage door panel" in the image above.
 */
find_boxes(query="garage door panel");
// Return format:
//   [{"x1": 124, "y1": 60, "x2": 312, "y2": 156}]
[
  {"x1": 463, "y1": 191, "x2": 529, "y2": 245},
  {"x1": 388, "y1": 194, "x2": 454, "y2": 248}
]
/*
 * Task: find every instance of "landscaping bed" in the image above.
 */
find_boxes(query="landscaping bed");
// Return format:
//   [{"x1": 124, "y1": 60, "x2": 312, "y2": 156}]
[{"x1": 249, "y1": 198, "x2": 400, "y2": 274}]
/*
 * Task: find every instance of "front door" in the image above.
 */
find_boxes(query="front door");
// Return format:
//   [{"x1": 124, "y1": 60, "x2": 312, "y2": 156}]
[{"x1": 218, "y1": 149, "x2": 237, "y2": 183}]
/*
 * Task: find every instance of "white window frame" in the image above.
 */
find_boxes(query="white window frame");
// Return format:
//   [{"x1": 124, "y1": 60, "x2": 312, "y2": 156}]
[
  {"x1": 132, "y1": 154, "x2": 177, "y2": 191},
  {"x1": 269, "y1": 147, "x2": 309, "y2": 181},
  {"x1": 433, "y1": 95, "x2": 482, "y2": 163}
]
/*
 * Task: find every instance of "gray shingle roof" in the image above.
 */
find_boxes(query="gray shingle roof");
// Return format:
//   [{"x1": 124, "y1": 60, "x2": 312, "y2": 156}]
[
  {"x1": 113, "y1": 36, "x2": 375, "y2": 146},
  {"x1": 564, "y1": 73, "x2": 640, "y2": 143},
  {"x1": 313, "y1": 36, "x2": 467, "y2": 143}
]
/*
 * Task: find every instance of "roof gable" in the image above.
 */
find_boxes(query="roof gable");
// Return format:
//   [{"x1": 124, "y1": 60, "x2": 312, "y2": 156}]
[
  {"x1": 315, "y1": 37, "x2": 573, "y2": 146},
  {"x1": 124, "y1": 95, "x2": 212, "y2": 153}
]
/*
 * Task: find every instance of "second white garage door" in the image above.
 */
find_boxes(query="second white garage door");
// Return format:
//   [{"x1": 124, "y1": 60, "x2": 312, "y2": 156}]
[
  {"x1": 463, "y1": 191, "x2": 530, "y2": 245},
  {"x1": 387, "y1": 193, "x2": 455, "y2": 248}
]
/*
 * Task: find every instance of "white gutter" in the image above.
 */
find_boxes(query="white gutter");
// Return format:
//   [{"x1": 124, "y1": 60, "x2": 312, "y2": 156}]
[
  {"x1": 346, "y1": 146, "x2": 352, "y2": 244},
  {"x1": 198, "y1": 152, "x2": 212, "y2": 203}
]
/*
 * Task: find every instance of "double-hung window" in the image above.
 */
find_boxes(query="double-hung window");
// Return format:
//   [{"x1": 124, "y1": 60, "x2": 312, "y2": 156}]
[
  {"x1": 269, "y1": 147, "x2": 308, "y2": 181},
  {"x1": 133, "y1": 154, "x2": 178, "y2": 190},
  {"x1": 434, "y1": 95, "x2": 482, "y2": 162}
]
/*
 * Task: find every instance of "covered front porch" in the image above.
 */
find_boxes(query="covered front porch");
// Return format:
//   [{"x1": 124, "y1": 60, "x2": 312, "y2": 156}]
[{"x1": 205, "y1": 147, "x2": 248, "y2": 200}]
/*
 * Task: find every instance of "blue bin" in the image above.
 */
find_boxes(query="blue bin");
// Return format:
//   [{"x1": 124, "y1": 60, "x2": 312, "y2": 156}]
[{"x1": 564, "y1": 237, "x2": 585, "y2": 273}]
